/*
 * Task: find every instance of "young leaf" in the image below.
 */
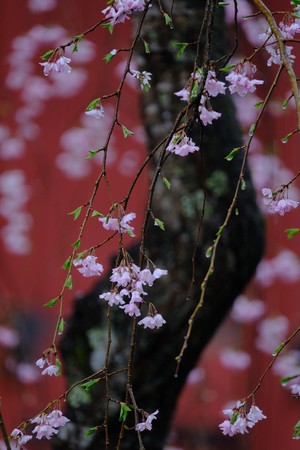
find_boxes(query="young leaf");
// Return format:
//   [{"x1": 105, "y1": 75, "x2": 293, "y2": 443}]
[
  {"x1": 80, "y1": 378, "x2": 100, "y2": 392},
  {"x1": 235, "y1": 207, "x2": 239, "y2": 216},
  {"x1": 121, "y1": 125, "x2": 134, "y2": 138},
  {"x1": 163, "y1": 13, "x2": 173, "y2": 28},
  {"x1": 86, "y1": 98, "x2": 101, "y2": 111},
  {"x1": 220, "y1": 63, "x2": 236, "y2": 72},
  {"x1": 85, "y1": 427, "x2": 97, "y2": 437},
  {"x1": 119, "y1": 403, "x2": 132, "y2": 422},
  {"x1": 154, "y1": 218, "x2": 165, "y2": 230},
  {"x1": 284, "y1": 228, "x2": 300, "y2": 239},
  {"x1": 87, "y1": 150, "x2": 98, "y2": 159},
  {"x1": 241, "y1": 178, "x2": 246, "y2": 191},
  {"x1": 40, "y1": 49, "x2": 54, "y2": 60},
  {"x1": 272, "y1": 342, "x2": 285, "y2": 356},
  {"x1": 218, "y1": 2, "x2": 230, "y2": 5},
  {"x1": 103, "y1": 49, "x2": 117, "y2": 63},
  {"x1": 162, "y1": 176, "x2": 171, "y2": 190},
  {"x1": 225, "y1": 147, "x2": 239, "y2": 161},
  {"x1": 249, "y1": 123, "x2": 256, "y2": 136},
  {"x1": 64, "y1": 275, "x2": 73, "y2": 290},
  {"x1": 172, "y1": 42, "x2": 188, "y2": 60},
  {"x1": 280, "y1": 374, "x2": 299, "y2": 384},
  {"x1": 101, "y1": 22, "x2": 114, "y2": 34},
  {"x1": 205, "y1": 246, "x2": 212, "y2": 258},
  {"x1": 55, "y1": 357, "x2": 62, "y2": 375},
  {"x1": 126, "y1": 229, "x2": 136, "y2": 237},
  {"x1": 143, "y1": 40, "x2": 150, "y2": 54},
  {"x1": 72, "y1": 239, "x2": 81, "y2": 249},
  {"x1": 255, "y1": 101, "x2": 263, "y2": 108},
  {"x1": 44, "y1": 297, "x2": 59, "y2": 308},
  {"x1": 92, "y1": 210, "x2": 104, "y2": 218},
  {"x1": 62, "y1": 257, "x2": 72, "y2": 270},
  {"x1": 58, "y1": 317, "x2": 64, "y2": 335},
  {"x1": 281, "y1": 131, "x2": 294, "y2": 144},
  {"x1": 282, "y1": 98, "x2": 290, "y2": 110}
]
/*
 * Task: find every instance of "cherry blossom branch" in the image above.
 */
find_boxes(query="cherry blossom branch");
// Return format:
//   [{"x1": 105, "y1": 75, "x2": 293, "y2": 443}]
[{"x1": 253, "y1": 0, "x2": 300, "y2": 131}]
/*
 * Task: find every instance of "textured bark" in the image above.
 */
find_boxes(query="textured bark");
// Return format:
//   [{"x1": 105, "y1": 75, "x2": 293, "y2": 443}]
[{"x1": 53, "y1": 1, "x2": 264, "y2": 449}]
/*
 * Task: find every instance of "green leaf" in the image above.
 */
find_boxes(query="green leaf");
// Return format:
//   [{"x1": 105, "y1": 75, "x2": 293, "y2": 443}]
[
  {"x1": 58, "y1": 317, "x2": 64, "y2": 335},
  {"x1": 40, "y1": 49, "x2": 54, "y2": 60},
  {"x1": 225, "y1": 147, "x2": 239, "y2": 161},
  {"x1": 154, "y1": 218, "x2": 165, "y2": 230},
  {"x1": 121, "y1": 125, "x2": 134, "y2": 138},
  {"x1": 68, "y1": 206, "x2": 82, "y2": 220},
  {"x1": 172, "y1": 42, "x2": 188, "y2": 60},
  {"x1": 163, "y1": 13, "x2": 173, "y2": 28},
  {"x1": 230, "y1": 412, "x2": 238, "y2": 425},
  {"x1": 220, "y1": 64, "x2": 236, "y2": 72},
  {"x1": 86, "y1": 98, "x2": 101, "y2": 111},
  {"x1": 91, "y1": 210, "x2": 104, "y2": 218},
  {"x1": 162, "y1": 177, "x2": 171, "y2": 190},
  {"x1": 126, "y1": 229, "x2": 135, "y2": 237},
  {"x1": 218, "y1": 2, "x2": 230, "y2": 5},
  {"x1": 282, "y1": 98, "x2": 290, "y2": 110},
  {"x1": 144, "y1": 40, "x2": 150, "y2": 54},
  {"x1": 44, "y1": 297, "x2": 59, "y2": 308},
  {"x1": 241, "y1": 179, "x2": 246, "y2": 191},
  {"x1": 101, "y1": 22, "x2": 114, "y2": 34},
  {"x1": 103, "y1": 49, "x2": 117, "y2": 63},
  {"x1": 284, "y1": 228, "x2": 300, "y2": 239},
  {"x1": 293, "y1": 420, "x2": 300, "y2": 440},
  {"x1": 64, "y1": 275, "x2": 73, "y2": 290},
  {"x1": 72, "y1": 239, "x2": 81, "y2": 249},
  {"x1": 62, "y1": 257, "x2": 72, "y2": 270},
  {"x1": 190, "y1": 80, "x2": 199, "y2": 100},
  {"x1": 85, "y1": 427, "x2": 97, "y2": 437},
  {"x1": 249, "y1": 123, "x2": 256, "y2": 136},
  {"x1": 75, "y1": 251, "x2": 87, "y2": 260},
  {"x1": 119, "y1": 402, "x2": 132, "y2": 422},
  {"x1": 55, "y1": 357, "x2": 62, "y2": 375},
  {"x1": 72, "y1": 35, "x2": 84, "y2": 53},
  {"x1": 281, "y1": 132, "x2": 294, "y2": 144},
  {"x1": 235, "y1": 207, "x2": 239, "y2": 216},
  {"x1": 272, "y1": 342, "x2": 285, "y2": 356},
  {"x1": 80, "y1": 378, "x2": 100, "y2": 392},
  {"x1": 255, "y1": 101, "x2": 264, "y2": 109},
  {"x1": 87, "y1": 150, "x2": 98, "y2": 159},
  {"x1": 205, "y1": 246, "x2": 212, "y2": 258},
  {"x1": 216, "y1": 226, "x2": 224, "y2": 236},
  {"x1": 280, "y1": 374, "x2": 300, "y2": 384}
]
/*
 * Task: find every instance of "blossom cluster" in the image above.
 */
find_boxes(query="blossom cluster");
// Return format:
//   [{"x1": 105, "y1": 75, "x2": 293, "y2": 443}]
[
  {"x1": 73, "y1": 255, "x2": 103, "y2": 277},
  {"x1": 99, "y1": 212, "x2": 136, "y2": 235},
  {"x1": 166, "y1": 132, "x2": 199, "y2": 157},
  {"x1": 100, "y1": 260, "x2": 167, "y2": 328},
  {"x1": 11, "y1": 409, "x2": 69, "y2": 447},
  {"x1": 36, "y1": 356, "x2": 59, "y2": 376},
  {"x1": 219, "y1": 402, "x2": 266, "y2": 436},
  {"x1": 259, "y1": 17, "x2": 300, "y2": 66},
  {"x1": 262, "y1": 187, "x2": 299, "y2": 216},
  {"x1": 130, "y1": 70, "x2": 152, "y2": 91},
  {"x1": 102, "y1": 0, "x2": 147, "y2": 26},
  {"x1": 40, "y1": 54, "x2": 72, "y2": 77},
  {"x1": 175, "y1": 65, "x2": 263, "y2": 128}
]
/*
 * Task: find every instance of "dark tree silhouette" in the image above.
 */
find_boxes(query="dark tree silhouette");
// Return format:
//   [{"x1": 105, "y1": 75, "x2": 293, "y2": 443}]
[{"x1": 53, "y1": 1, "x2": 264, "y2": 449}]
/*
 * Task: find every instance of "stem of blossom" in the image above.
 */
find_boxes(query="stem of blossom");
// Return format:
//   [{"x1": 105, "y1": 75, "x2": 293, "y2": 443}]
[
  {"x1": 128, "y1": 388, "x2": 145, "y2": 450},
  {"x1": 253, "y1": 0, "x2": 300, "y2": 132},
  {"x1": 247, "y1": 323, "x2": 300, "y2": 399},
  {"x1": 0, "y1": 405, "x2": 12, "y2": 450},
  {"x1": 175, "y1": 62, "x2": 284, "y2": 375}
]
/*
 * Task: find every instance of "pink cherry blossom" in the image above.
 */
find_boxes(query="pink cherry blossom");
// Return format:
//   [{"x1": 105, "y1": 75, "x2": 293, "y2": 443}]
[
  {"x1": 138, "y1": 313, "x2": 166, "y2": 329},
  {"x1": 199, "y1": 104, "x2": 221, "y2": 126},
  {"x1": 166, "y1": 133, "x2": 200, "y2": 157},
  {"x1": 102, "y1": 0, "x2": 146, "y2": 26},
  {"x1": 226, "y1": 62, "x2": 263, "y2": 97},
  {"x1": 130, "y1": 70, "x2": 152, "y2": 90},
  {"x1": 135, "y1": 409, "x2": 159, "y2": 432},
  {"x1": 247, "y1": 405, "x2": 267, "y2": 424},
  {"x1": 10, "y1": 428, "x2": 32, "y2": 447},
  {"x1": 47, "y1": 410, "x2": 70, "y2": 428},
  {"x1": 85, "y1": 105, "x2": 104, "y2": 119},
  {"x1": 32, "y1": 424, "x2": 59, "y2": 440},
  {"x1": 262, "y1": 187, "x2": 299, "y2": 215},
  {"x1": 73, "y1": 255, "x2": 104, "y2": 277},
  {"x1": 99, "y1": 212, "x2": 136, "y2": 234},
  {"x1": 40, "y1": 55, "x2": 72, "y2": 77},
  {"x1": 120, "y1": 301, "x2": 141, "y2": 317},
  {"x1": 205, "y1": 70, "x2": 226, "y2": 97},
  {"x1": 41, "y1": 364, "x2": 59, "y2": 376},
  {"x1": 99, "y1": 291, "x2": 125, "y2": 307}
]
